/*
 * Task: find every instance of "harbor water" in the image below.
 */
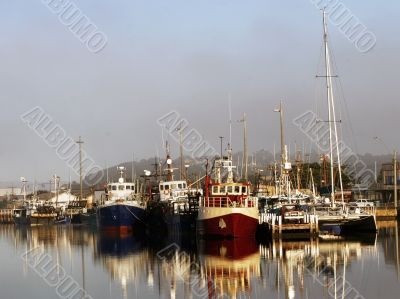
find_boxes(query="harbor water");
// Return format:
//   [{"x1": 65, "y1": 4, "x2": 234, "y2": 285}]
[{"x1": 0, "y1": 222, "x2": 399, "y2": 299}]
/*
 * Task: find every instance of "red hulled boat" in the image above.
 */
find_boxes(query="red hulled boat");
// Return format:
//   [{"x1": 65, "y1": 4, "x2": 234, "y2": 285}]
[{"x1": 197, "y1": 147, "x2": 259, "y2": 238}]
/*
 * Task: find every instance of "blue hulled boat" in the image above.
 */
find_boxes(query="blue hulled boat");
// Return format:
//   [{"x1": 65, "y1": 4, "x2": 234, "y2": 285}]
[{"x1": 97, "y1": 166, "x2": 147, "y2": 232}]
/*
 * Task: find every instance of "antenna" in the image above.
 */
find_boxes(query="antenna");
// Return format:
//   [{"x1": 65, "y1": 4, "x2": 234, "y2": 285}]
[
  {"x1": 132, "y1": 152, "x2": 135, "y2": 182},
  {"x1": 237, "y1": 113, "x2": 248, "y2": 181},
  {"x1": 218, "y1": 136, "x2": 224, "y2": 158},
  {"x1": 105, "y1": 161, "x2": 109, "y2": 183},
  {"x1": 76, "y1": 136, "x2": 84, "y2": 200},
  {"x1": 228, "y1": 94, "x2": 232, "y2": 145},
  {"x1": 176, "y1": 125, "x2": 184, "y2": 180}
]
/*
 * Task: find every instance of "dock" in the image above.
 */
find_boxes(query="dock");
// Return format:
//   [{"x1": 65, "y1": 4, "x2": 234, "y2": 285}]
[
  {"x1": 375, "y1": 206, "x2": 399, "y2": 220},
  {"x1": 0, "y1": 209, "x2": 13, "y2": 224},
  {"x1": 259, "y1": 213, "x2": 319, "y2": 239}
]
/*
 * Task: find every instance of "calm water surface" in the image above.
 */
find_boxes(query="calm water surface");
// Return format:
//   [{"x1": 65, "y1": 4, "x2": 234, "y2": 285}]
[{"x1": 0, "y1": 222, "x2": 399, "y2": 299}]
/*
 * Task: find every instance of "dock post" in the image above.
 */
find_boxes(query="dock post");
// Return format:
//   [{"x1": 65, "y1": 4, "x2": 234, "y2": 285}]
[
  {"x1": 278, "y1": 216, "x2": 282, "y2": 235},
  {"x1": 271, "y1": 215, "x2": 276, "y2": 236}
]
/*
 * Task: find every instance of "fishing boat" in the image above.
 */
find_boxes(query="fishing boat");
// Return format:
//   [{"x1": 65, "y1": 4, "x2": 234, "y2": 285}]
[
  {"x1": 147, "y1": 146, "x2": 199, "y2": 236},
  {"x1": 97, "y1": 166, "x2": 147, "y2": 233},
  {"x1": 197, "y1": 146, "x2": 259, "y2": 238},
  {"x1": 14, "y1": 175, "x2": 72, "y2": 226},
  {"x1": 13, "y1": 177, "x2": 31, "y2": 225}
]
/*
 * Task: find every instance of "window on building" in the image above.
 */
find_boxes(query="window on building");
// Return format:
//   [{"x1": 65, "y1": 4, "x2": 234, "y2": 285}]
[{"x1": 118, "y1": 185, "x2": 124, "y2": 190}]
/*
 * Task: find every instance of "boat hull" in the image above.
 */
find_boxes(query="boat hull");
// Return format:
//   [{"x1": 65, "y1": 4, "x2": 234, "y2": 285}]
[
  {"x1": 30, "y1": 214, "x2": 57, "y2": 226},
  {"x1": 13, "y1": 215, "x2": 31, "y2": 225},
  {"x1": 80, "y1": 211, "x2": 97, "y2": 227},
  {"x1": 319, "y1": 214, "x2": 377, "y2": 234},
  {"x1": 197, "y1": 207, "x2": 258, "y2": 238},
  {"x1": 97, "y1": 203, "x2": 146, "y2": 232},
  {"x1": 340, "y1": 215, "x2": 377, "y2": 234}
]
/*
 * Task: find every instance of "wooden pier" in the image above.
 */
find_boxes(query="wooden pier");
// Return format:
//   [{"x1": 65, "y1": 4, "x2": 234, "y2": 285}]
[
  {"x1": 375, "y1": 206, "x2": 399, "y2": 220},
  {"x1": 259, "y1": 213, "x2": 319, "y2": 239},
  {"x1": 0, "y1": 209, "x2": 13, "y2": 224}
]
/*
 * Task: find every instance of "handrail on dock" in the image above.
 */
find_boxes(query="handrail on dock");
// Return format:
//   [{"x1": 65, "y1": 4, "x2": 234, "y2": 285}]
[{"x1": 259, "y1": 212, "x2": 319, "y2": 236}]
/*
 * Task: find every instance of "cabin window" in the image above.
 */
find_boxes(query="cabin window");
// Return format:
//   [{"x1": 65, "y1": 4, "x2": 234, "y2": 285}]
[
  {"x1": 227, "y1": 186, "x2": 233, "y2": 194},
  {"x1": 172, "y1": 184, "x2": 177, "y2": 189},
  {"x1": 131, "y1": 186, "x2": 135, "y2": 192},
  {"x1": 235, "y1": 186, "x2": 240, "y2": 193},
  {"x1": 178, "y1": 184, "x2": 183, "y2": 189},
  {"x1": 212, "y1": 186, "x2": 218, "y2": 194},
  {"x1": 220, "y1": 186, "x2": 226, "y2": 194},
  {"x1": 165, "y1": 185, "x2": 169, "y2": 190},
  {"x1": 126, "y1": 185, "x2": 131, "y2": 190},
  {"x1": 183, "y1": 183, "x2": 187, "y2": 188},
  {"x1": 160, "y1": 185, "x2": 164, "y2": 191},
  {"x1": 242, "y1": 186, "x2": 247, "y2": 194},
  {"x1": 112, "y1": 186, "x2": 117, "y2": 191},
  {"x1": 118, "y1": 185, "x2": 124, "y2": 190}
]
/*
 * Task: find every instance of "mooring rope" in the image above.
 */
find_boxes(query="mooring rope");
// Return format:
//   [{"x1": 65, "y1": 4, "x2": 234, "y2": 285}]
[{"x1": 124, "y1": 205, "x2": 146, "y2": 225}]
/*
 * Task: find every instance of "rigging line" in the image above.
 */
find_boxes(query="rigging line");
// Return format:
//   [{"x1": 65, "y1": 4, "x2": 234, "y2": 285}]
[
  {"x1": 161, "y1": 127, "x2": 166, "y2": 153},
  {"x1": 124, "y1": 205, "x2": 146, "y2": 225},
  {"x1": 329, "y1": 46, "x2": 359, "y2": 155},
  {"x1": 313, "y1": 42, "x2": 325, "y2": 156}
]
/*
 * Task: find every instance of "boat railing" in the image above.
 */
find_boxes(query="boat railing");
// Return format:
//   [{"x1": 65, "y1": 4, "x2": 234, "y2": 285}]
[
  {"x1": 313, "y1": 205, "x2": 376, "y2": 216},
  {"x1": 313, "y1": 206, "x2": 345, "y2": 216},
  {"x1": 203, "y1": 196, "x2": 257, "y2": 208},
  {"x1": 357, "y1": 205, "x2": 376, "y2": 215}
]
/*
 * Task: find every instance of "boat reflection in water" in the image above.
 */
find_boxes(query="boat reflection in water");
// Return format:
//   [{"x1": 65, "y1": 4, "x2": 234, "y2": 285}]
[
  {"x1": 95, "y1": 231, "x2": 151, "y2": 298},
  {"x1": 259, "y1": 235, "x2": 378, "y2": 299},
  {"x1": 0, "y1": 222, "x2": 399, "y2": 299},
  {"x1": 198, "y1": 239, "x2": 260, "y2": 298}
]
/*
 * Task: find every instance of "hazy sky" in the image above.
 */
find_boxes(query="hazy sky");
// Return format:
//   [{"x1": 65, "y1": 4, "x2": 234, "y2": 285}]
[{"x1": 0, "y1": 0, "x2": 399, "y2": 182}]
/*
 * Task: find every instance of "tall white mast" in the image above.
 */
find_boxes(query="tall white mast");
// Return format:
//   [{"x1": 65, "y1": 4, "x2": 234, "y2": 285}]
[
  {"x1": 322, "y1": 10, "x2": 344, "y2": 207},
  {"x1": 274, "y1": 101, "x2": 291, "y2": 202},
  {"x1": 323, "y1": 11, "x2": 335, "y2": 206}
]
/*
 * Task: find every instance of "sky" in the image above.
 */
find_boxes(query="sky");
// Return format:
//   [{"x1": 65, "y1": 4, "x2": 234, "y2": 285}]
[{"x1": 0, "y1": 0, "x2": 399, "y2": 182}]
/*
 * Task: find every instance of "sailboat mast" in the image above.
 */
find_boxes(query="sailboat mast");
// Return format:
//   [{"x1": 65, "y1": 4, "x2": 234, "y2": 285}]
[
  {"x1": 322, "y1": 11, "x2": 335, "y2": 206},
  {"x1": 322, "y1": 10, "x2": 345, "y2": 206}
]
